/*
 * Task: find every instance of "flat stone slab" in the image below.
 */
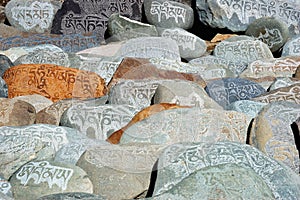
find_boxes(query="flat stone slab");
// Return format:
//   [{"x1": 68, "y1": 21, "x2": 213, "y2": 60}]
[
  {"x1": 3, "y1": 64, "x2": 107, "y2": 102},
  {"x1": 250, "y1": 101, "x2": 300, "y2": 173},
  {"x1": 205, "y1": 78, "x2": 266, "y2": 109},
  {"x1": 144, "y1": 0, "x2": 194, "y2": 29},
  {"x1": 153, "y1": 141, "x2": 300, "y2": 199},
  {"x1": 282, "y1": 35, "x2": 300, "y2": 56}
]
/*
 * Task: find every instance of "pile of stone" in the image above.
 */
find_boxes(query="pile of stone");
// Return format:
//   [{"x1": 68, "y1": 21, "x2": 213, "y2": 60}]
[{"x1": 0, "y1": 0, "x2": 300, "y2": 199}]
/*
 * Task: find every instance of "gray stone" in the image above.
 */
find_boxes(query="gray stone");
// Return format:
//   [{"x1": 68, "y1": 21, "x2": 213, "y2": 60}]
[
  {"x1": 37, "y1": 192, "x2": 106, "y2": 200},
  {"x1": 0, "y1": 176, "x2": 12, "y2": 198},
  {"x1": 0, "y1": 54, "x2": 14, "y2": 77},
  {"x1": 0, "y1": 47, "x2": 31, "y2": 62},
  {"x1": 0, "y1": 77, "x2": 8, "y2": 98},
  {"x1": 205, "y1": 78, "x2": 266, "y2": 109},
  {"x1": 153, "y1": 141, "x2": 300, "y2": 199},
  {"x1": 108, "y1": 79, "x2": 160, "y2": 111},
  {"x1": 116, "y1": 37, "x2": 181, "y2": 61},
  {"x1": 152, "y1": 164, "x2": 274, "y2": 200},
  {"x1": 5, "y1": 0, "x2": 61, "y2": 33},
  {"x1": 14, "y1": 94, "x2": 53, "y2": 113},
  {"x1": 60, "y1": 103, "x2": 139, "y2": 140},
  {"x1": 108, "y1": 13, "x2": 158, "y2": 41},
  {"x1": 269, "y1": 77, "x2": 300, "y2": 91},
  {"x1": 153, "y1": 80, "x2": 222, "y2": 109},
  {"x1": 75, "y1": 41, "x2": 123, "y2": 57},
  {"x1": 213, "y1": 38, "x2": 273, "y2": 66},
  {"x1": 282, "y1": 35, "x2": 300, "y2": 56},
  {"x1": 196, "y1": 0, "x2": 300, "y2": 34},
  {"x1": 189, "y1": 55, "x2": 246, "y2": 76},
  {"x1": 0, "y1": 192, "x2": 13, "y2": 200},
  {"x1": 10, "y1": 160, "x2": 93, "y2": 200},
  {"x1": 159, "y1": 28, "x2": 207, "y2": 59},
  {"x1": 144, "y1": 0, "x2": 194, "y2": 29},
  {"x1": 13, "y1": 44, "x2": 70, "y2": 67},
  {"x1": 245, "y1": 17, "x2": 289, "y2": 52},
  {"x1": 249, "y1": 101, "x2": 300, "y2": 173},
  {"x1": 77, "y1": 143, "x2": 165, "y2": 200},
  {"x1": 120, "y1": 108, "x2": 251, "y2": 145},
  {"x1": 227, "y1": 100, "x2": 267, "y2": 118}
]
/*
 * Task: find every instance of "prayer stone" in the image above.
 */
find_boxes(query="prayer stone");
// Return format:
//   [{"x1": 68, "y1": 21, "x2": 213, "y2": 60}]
[
  {"x1": 282, "y1": 35, "x2": 300, "y2": 56},
  {"x1": 0, "y1": 176, "x2": 12, "y2": 198},
  {"x1": 227, "y1": 100, "x2": 267, "y2": 118},
  {"x1": 269, "y1": 77, "x2": 300, "y2": 91},
  {"x1": 0, "y1": 77, "x2": 8, "y2": 98},
  {"x1": 0, "y1": 54, "x2": 14, "y2": 77}
]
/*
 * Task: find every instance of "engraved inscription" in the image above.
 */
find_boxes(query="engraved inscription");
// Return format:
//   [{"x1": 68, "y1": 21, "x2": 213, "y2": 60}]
[
  {"x1": 257, "y1": 28, "x2": 283, "y2": 48},
  {"x1": 150, "y1": 1, "x2": 187, "y2": 23},
  {"x1": 292, "y1": 38, "x2": 300, "y2": 53},
  {"x1": 0, "y1": 177, "x2": 11, "y2": 195},
  {"x1": 162, "y1": 29, "x2": 196, "y2": 50}
]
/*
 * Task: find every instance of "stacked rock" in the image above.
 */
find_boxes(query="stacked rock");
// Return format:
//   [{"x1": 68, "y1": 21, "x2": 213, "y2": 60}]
[{"x1": 0, "y1": 0, "x2": 299, "y2": 200}]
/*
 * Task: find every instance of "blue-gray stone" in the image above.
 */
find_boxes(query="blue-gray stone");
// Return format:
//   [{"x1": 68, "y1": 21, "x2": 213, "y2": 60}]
[
  {"x1": 227, "y1": 100, "x2": 267, "y2": 118},
  {"x1": 0, "y1": 54, "x2": 14, "y2": 77},
  {"x1": 282, "y1": 35, "x2": 300, "y2": 56},
  {"x1": 0, "y1": 77, "x2": 8, "y2": 98}
]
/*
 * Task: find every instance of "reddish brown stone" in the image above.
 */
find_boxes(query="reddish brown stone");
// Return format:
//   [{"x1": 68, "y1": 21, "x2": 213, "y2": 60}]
[
  {"x1": 293, "y1": 66, "x2": 300, "y2": 79},
  {"x1": 3, "y1": 64, "x2": 107, "y2": 102},
  {"x1": 107, "y1": 103, "x2": 189, "y2": 144},
  {"x1": 108, "y1": 57, "x2": 206, "y2": 90}
]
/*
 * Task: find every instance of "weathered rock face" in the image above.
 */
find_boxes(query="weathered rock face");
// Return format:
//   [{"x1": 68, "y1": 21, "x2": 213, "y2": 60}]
[
  {"x1": 250, "y1": 102, "x2": 300, "y2": 173},
  {"x1": 10, "y1": 160, "x2": 93, "y2": 200},
  {"x1": 144, "y1": 0, "x2": 194, "y2": 29},
  {"x1": 282, "y1": 35, "x2": 300, "y2": 56},
  {"x1": 3, "y1": 64, "x2": 107, "y2": 102},
  {"x1": 152, "y1": 142, "x2": 300, "y2": 199}
]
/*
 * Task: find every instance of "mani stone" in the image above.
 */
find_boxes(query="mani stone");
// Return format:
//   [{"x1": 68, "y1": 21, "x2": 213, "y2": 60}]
[
  {"x1": 249, "y1": 101, "x2": 300, "y2": 173},
  {"x1": 60, "y1": 103, "x2": 139, "y2": 140},
  {"x1": 213, "y1": 38, "x2": 273, "y2": 66},
  {"x1": 5, "y1": 0, "x2": 61, "y2": 33},
  {"x1": 10, "y1": 160, "x2": 93, "y2": 200},
  {"x1": 245, "y1": 17, "x2": 289, "y2": 52},
  {"x1": 240, "y1": 56, "x2": 300, "y2": 79},
  {"x1": 205, "y1": 78, "x2": 266, "y2": 109},
  {"x1": 252, "y1": 83, "x2": 300, "y2": 104},
  {"x1": 0, "y1": 98, "x2": 36, "y2": 126},
  {"x1": 3, "y1": 64, "x2": 108, "y2": 102},
  {"x1": 227, "y1": 100, "x2": 267, "y2": 119},
  {"x1": 37, "y1": 193, "x2": 106, "y2": 200},
  {"x1": 153, "y1": 80, "x2": 223, "y2": 109},
  {"x1": 0, "y1": 47, "x2": 30, "y2": 62},
  {"x1": 116, "y1": 37, "x2": 181, "y2": 61},
  {"x1": 159, "y1": 28, "x2": 207, "y2": 59},
  {"x1": 51, "y1": 0, "x2": 144, "y2": 42},
  {"x1": 189, "y1": 55, "x2": 246, "y2": 76},
  {"x1": 152, "y1": 141, "x2": 300, "y2": 199},
  {"x1": 120, "y1": 108, "x2": 251, "y2": 145},
  {"x1": 0, "y1": 33, "x2": 100, "y2": 53},
  {"x1": 108, "y1": 13, "x2": 158, "y2": 41},
  {"x1": 269, "y1": 77, "x2": 300, "y2": 91},
  {"x1": 196, "y1": 0, "x2": 300, "y2": 34},
  {"x1": 13, "y1": 94, "x2": 53, "y2": 113},
  {"x1": 107, "y1": 103, "x2": 187, "y2": 144},
  {"x1": 76, "y1": 143, "x2": 165, "y2": 200},
  {"x1": 0, "y1": 77, "x2": 8, "y2": 98},
  {"x1": 13, "y1": 44, "x2": 70, "y2": 67},
  {"x1": 0, "y1": 176, "x2": 12, "y2": 198},
  {"x1": 0, "y1": 54, "x2": 14, "y2": 77},
  {"x1": 282, "y1": 35, "x2": 300, "y2": 56},
  {"x1": 152, "y1": 163, "x2": 274, "y2": 200},
  {"x1": 144, "y1": 0, "x2": 194, "y2": 29}
]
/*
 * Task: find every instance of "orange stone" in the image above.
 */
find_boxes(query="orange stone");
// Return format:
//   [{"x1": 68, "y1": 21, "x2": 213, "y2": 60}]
[
  {"x1": 3, "y1": 64, "x2": 108, "y2": 102},
  {"x1": 107, "y1": 103, "x2": 189, "y2": 144}
]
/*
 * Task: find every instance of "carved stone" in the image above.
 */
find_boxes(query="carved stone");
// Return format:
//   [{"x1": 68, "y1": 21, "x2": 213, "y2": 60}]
[
  {"x1": 269, "y1": 77, "x2": 300, "y2": 91},
  {"x1": 227, "y1": 100, "x2": 267, "y2": 118},
  {"x1": 13, "y1": 94, "x2": 53, "y2": 113},
  {"x1": 0, "y1": 54, "x2": 14, "y2": 77},
  {"x1": 0, "y1": 176, "x2": 12, "y2": 198},
  {"x1": 282, "y1": 35, "x2": 300, "y2": 56}
]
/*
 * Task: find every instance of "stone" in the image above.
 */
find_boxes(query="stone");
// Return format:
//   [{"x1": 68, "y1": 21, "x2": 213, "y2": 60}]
[
  {"x1": 245, "y1": 17, "x2": 289, "y2": 52},
  {"x1": 0, "y1": 54, "x2": 14, "y2": 77},
  {"x1": 3, "y1": 64, "x2": 108, "y2": 102},
  {"x1": 5, "y1": 0, "x2": 61, "y2": 33},
  {"x1": 37, "y1": 192, "x2": 106, "y2": 200},
  {"x1": 269, "y1": 77, "x2": 300, "y2": 91},
  {"x1": 0, "y1": 33, "x2": 100, "y2": 53},
  {"x1": 245, "y1": 76, "x2": 277, "y2": 91},
  {"x1": 0, "y1": 98, "x2": 36, "y2": 126},
  {"x1": 252, "y1": 83, "x2": 300, "y2": 104},
  {"x1": 10, "y1": 160, "x2": 93, "y2": 200},
  {"x1": 152, "y1": 141, "x2": 300, "y2": 199},
  {"x1": 108, "y1": 79, "x2": 159, "y2": 111},
  {"x1": 107, "y1": 103, "x2": 187, "y2": 144},
  {"x1": 153, "y1": 80, "x2": 223, "y2": 109},
  {"x1": 0, "y1": 6, "x2": 5, "y2": 23},
  {"x1": 76, "y1": 143, "x2": 165, "y2": 200},
  {"x1": 0, "y1": 77, "x2": 8, "y2": 98},
  {"x1": 213, "y1": 38, "x2": 273, "y2": 66},
  {"x1": 152, "y1": 164, "x2": 274, "y2": 200},
  {"x1": 108, "y1": 57, "x2": 206, "y2": 90},
  {"x1": 205, "y1": 78, "x2": 266, "y2": 109},
  {"x1": 0, "y1": 176, "x2": 12, "y2": 198},
  {"x1": 75, "y1": 41, "x2": 123, "y2": 57},
  {"x1": 108, "y1": 13, "x2": 158, "y2": 41},
  {"x1": 116, "y1": 37, "x2": 181, "y2": 61},
  {"x1": 0, "y1": 46, "x2": 31, "y2": 62},
  {"x1": 13, "y1": 94, "x2": 53, "y2": 113},
  {"x1": 0, "y1": 192, "x2": 13, "y2": 200},
  {"x1": 0, "y1": 24, "x2": 22, "y2": 38},
  {"x1": 159, "y1": 28, "x2": 207, "y2": 59},
  {"x1": 249, "y1": 101, "x2": 300, "y2": 173},
  {"x1": 144, "y1": 0, "x2": 194, "y2": 29},
  {"x1": 240, "y1": 56, "x2": 300, "y2": 79},
  {"x1": 120, "y1": 108, "x2": 251, "y2": 145},
  {"x1": 13, "y1": 44, "x2": 70, "y2": 67},
  {"x1": 51, "y1": 0, "x2": 144, "y2": 41},
  {"x1": 282, "y1": 35, "x2": 300, "y2": 56},
  {"x1": 227, "y1": 100, "x2": 267, "y2": 118},
  {"x1": 60, "y1": 103, "x2": 139, "y2": 140},
  {"x1": 189, "y1": 55, "x2": 246, "y2": 76},
  {"x1": 196, "y1": 0, "x2": 300, "y2": 34}
]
